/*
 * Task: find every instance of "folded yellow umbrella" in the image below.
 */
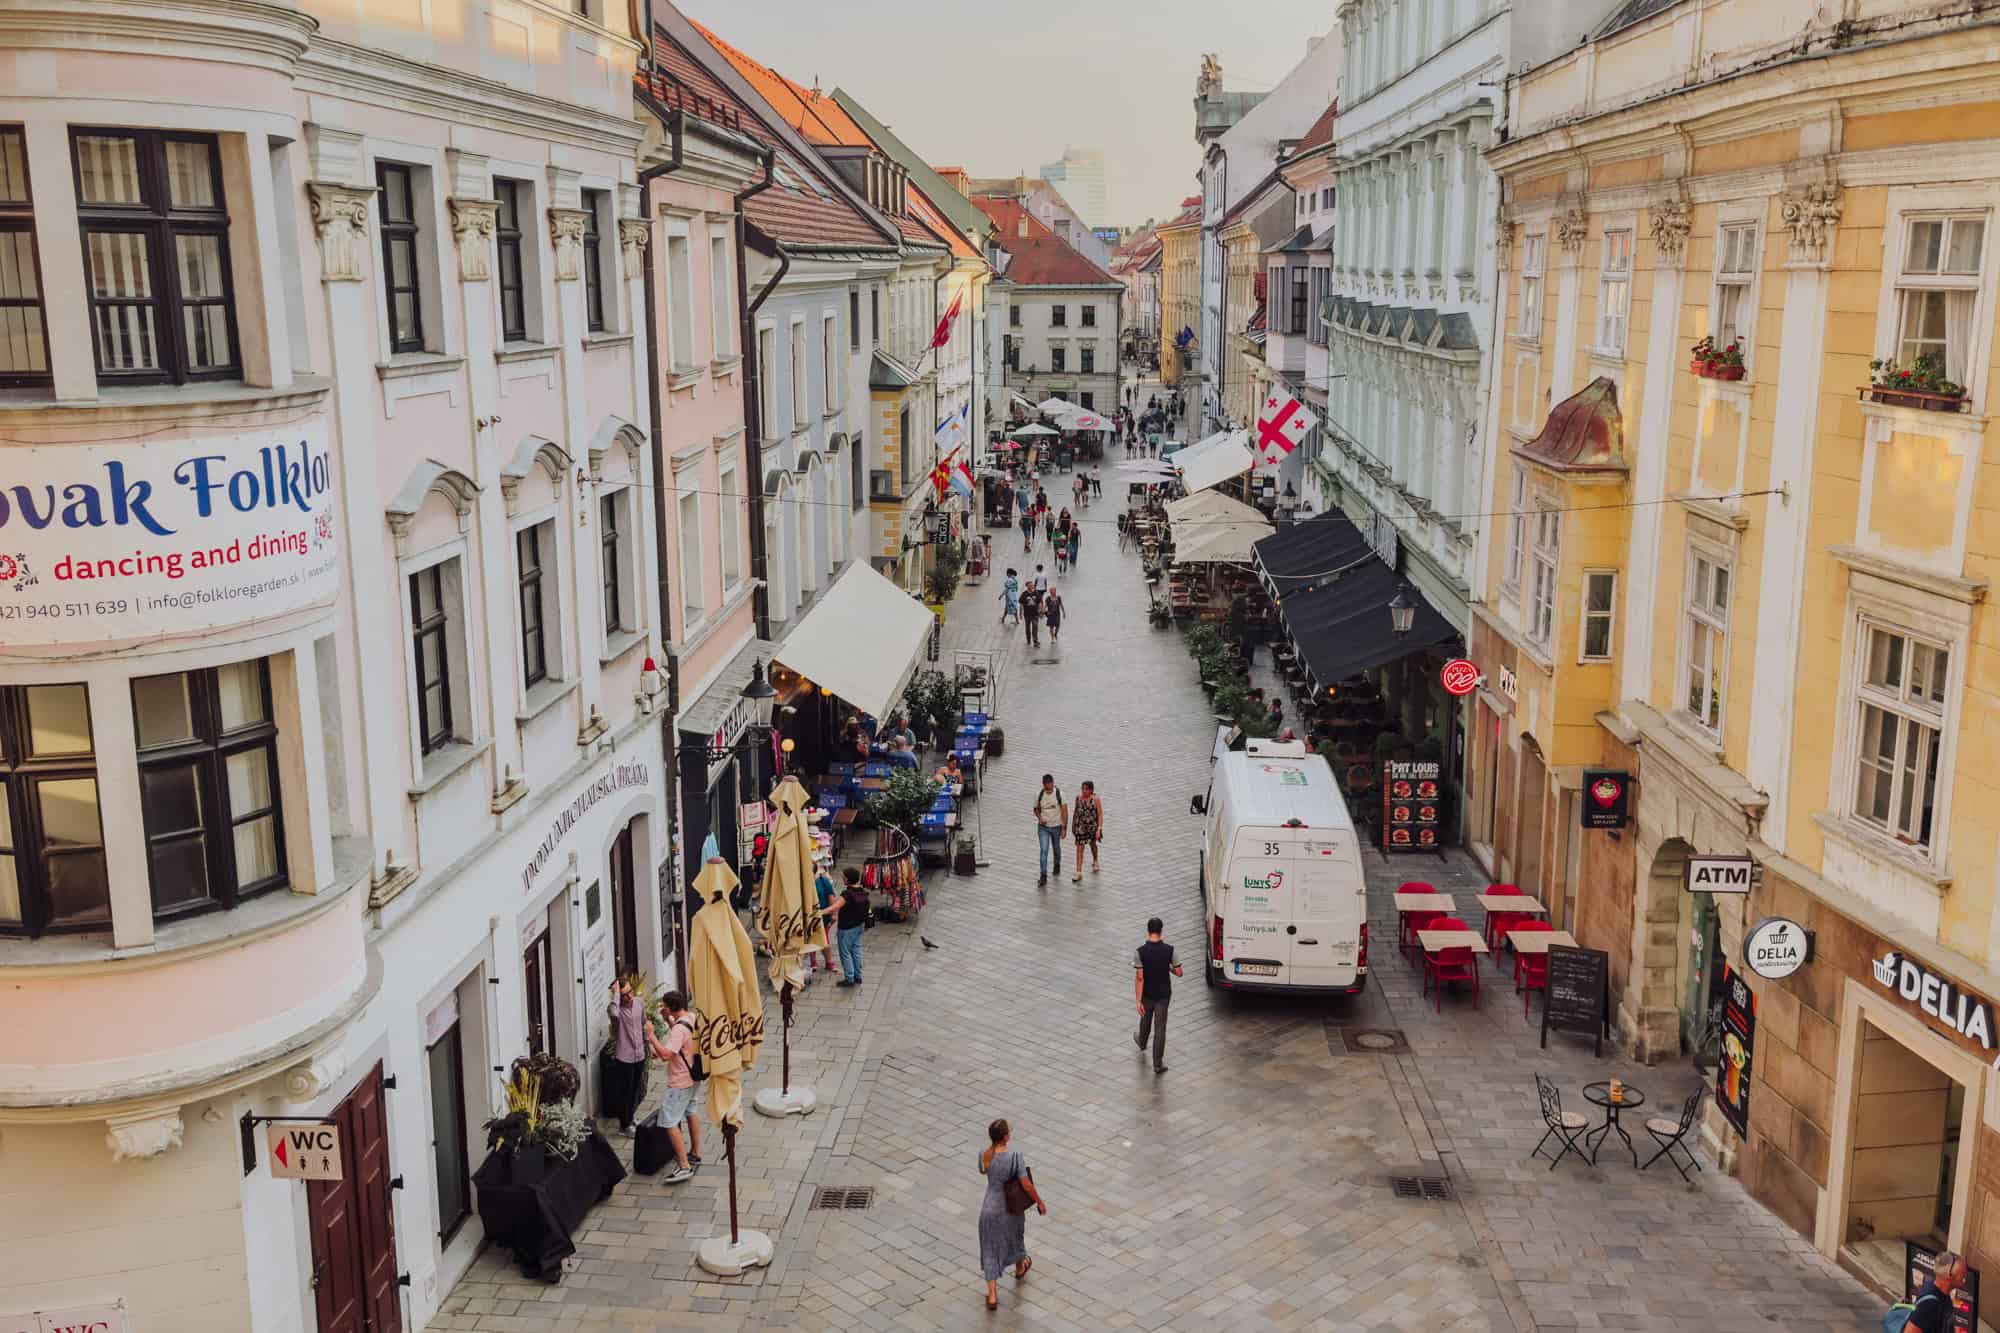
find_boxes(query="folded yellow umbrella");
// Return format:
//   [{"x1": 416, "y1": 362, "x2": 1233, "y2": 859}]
[
  {"x1": 755, "y1": 774, "x2": 828, "y2": 993},
  {"x1": 688, "y1": 858, "x2": 764, "y2": 1129}
]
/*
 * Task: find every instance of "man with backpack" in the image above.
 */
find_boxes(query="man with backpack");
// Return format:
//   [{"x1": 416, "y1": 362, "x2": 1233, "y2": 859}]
[
  {"x1": 648, "y1": 991, "x2": 704, "y2": 1184},
  {"x1": 1888, "y1": 1251, "x2": 1966, "y2": 1332},
  {"x1": 1032, "y1": 774, "x2": 1067, "y2": 888}
]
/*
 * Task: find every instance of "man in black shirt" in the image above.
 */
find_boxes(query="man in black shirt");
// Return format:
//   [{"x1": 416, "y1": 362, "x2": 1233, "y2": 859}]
[
  {"x1": 1133, "y1": 917, "x2": 1182, "y2": 1074},
  {"x1": 1902, "y1": 1251, "x2": 1966, "y2": 1333}
]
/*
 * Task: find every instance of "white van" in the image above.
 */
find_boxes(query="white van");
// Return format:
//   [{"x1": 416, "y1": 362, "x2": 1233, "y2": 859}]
[{"x1": 1191, "y1": 739, "x2": 1368, "y2": 996}]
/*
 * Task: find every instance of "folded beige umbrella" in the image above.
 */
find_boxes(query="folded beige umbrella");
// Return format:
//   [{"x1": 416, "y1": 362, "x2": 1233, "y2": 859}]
[
  {"x1": 752, "y1": 775, "x2": 825, "y2": 1116},
  {"x1": 688, "y1": 858, "x2": 764, "y2": 1131}
]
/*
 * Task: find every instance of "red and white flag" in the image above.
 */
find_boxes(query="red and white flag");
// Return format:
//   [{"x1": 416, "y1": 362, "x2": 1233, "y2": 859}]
[
  {"x1": 1255, "y1": 390, "x2": 1319, "y2": 463},
  {"x1": 928, "y1": 290, "x2": 964, "y2": 350}
]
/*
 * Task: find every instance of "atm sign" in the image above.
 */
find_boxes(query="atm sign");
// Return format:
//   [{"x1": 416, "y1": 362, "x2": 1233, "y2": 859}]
[{"x1": 267, "y1": 1123, "x2": 344, "y2": 1181}]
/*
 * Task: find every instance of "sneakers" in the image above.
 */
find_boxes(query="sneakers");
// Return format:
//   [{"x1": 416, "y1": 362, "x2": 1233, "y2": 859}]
[
  {"x1": 689, "y1": 1153, "x2": 703, "y2": 1165},
  {"x1": 665, "y1": 1165, "x2": 693, "y2": 1184},
  {"x1": 836, "y1": 978, "x2": 857, "y2": 988}
]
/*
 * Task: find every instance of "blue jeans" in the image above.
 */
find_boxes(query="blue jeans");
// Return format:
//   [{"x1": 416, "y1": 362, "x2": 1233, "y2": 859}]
[
  {"x1": 1037, "y1": 824, "x2": 1061, "y2": 878},
  {"x1": 837, "y1": 925, "x2": 864, "y2": 981}
]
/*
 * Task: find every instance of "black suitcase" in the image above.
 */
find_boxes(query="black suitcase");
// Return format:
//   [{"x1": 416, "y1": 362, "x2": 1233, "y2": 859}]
[{"x1": 632, "y1": 1113, "x2": 675, "y2": 1175}]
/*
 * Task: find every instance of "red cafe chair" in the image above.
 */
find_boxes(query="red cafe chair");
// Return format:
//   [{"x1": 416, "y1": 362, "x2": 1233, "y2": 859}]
[
  {"x1": 1512, "y1": 920, "x2": 1556, "y2": 1017},
  {"x1": 1483, "y1": 882, "x2": 1527, "y2": 953},
  {"x1": 1397, "y1": 881, "x2": 1436, "y2": 954},
  {"x1": 1421, "y1": 916, "x2": 1479, "y2": 1012}
]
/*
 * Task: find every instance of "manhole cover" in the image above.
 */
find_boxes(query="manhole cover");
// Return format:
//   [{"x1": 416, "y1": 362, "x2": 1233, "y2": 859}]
[
  {"x1": 1340, "y1": 1027, "x2": 1411, "y2": 1055},
  {"x1": 1390, "y1": 1175, "x2": 1454, "y2": 1201},
  {"x1": 809, "y1": 1186, "x2": 875, "y2": 1210}
]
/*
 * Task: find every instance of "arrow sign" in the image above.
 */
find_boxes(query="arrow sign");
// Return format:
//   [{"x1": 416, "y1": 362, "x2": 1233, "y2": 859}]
[{"x1": 266, "y1": 1122, "x2": 344, "y2": 1181}]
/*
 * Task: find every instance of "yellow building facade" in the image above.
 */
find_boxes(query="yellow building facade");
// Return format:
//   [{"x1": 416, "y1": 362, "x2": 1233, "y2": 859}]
[
  {"x1": 1159, "y1": 215, "x2": 1200, "y2": 389},
  {"x1": 1472, "y1": 0, "x2": 2000, "y2": 1288}
]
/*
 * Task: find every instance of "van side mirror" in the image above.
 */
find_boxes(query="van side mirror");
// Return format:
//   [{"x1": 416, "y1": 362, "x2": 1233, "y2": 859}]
[{"x1": 1189, "y1": 794, "x2": 1207, "y2": 816}]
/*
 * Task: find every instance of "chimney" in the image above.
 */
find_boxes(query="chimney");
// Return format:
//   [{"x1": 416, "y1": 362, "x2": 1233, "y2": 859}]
[{"x1": 1018, "y1": 216, "x2": 1029, "y2": 239}]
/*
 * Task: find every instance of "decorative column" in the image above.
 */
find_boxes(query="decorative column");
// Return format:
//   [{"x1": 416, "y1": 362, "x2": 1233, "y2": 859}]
[
  {"x1": 1746, "y1": 173, "x2": 1842, "y2": 848},
  {"x1": 1550, "y1": 200, "x2": 1589, "y2": 399}
]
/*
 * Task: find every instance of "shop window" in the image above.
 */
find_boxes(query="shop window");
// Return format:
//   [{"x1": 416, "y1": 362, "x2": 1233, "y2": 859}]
[
  {"x1": 1528, "y1": 507, "x2": 1559, "y2": 648},
  {"x1": 410, "y1": 563, "x2": 456, "y2": 754},
  {"x1": 1712, "y1": 222, "x2": 1758, "y2": 361},
  {"x1": 1892, "y1": 214, "x2": 1986, "y2": 386},
  {"x1": 1679, "y1": 551, "x2": 1729, "y2": 734},
  {"x1": 133, "y1": 660, "x2": 285, "y2": 919},
  {"x1": 1518, "y1": 234, "x2": 1543, "y2": 339},
  {"x1": 494, "y1": 178, "x2": 529, "y2": 342},
  {"x1": 0, "y1": 684, "x2": 108, "y2": 935},
  {"x1": 1579, "y1": 570, "x2": 1616, "y2": 662},
  {"x1": 581, "y1": 187, "x2": 607, "y2": 334},
  {"x1": 1597, "y1": 229, "x2": 1632, "y2": 355},
  {"x1": 74, "y1": 129, "x2": 238, "y2": 382},
  {"x1": 0, "y1": 127, "x2": 49, "y2": 384},
  {"x1": 1853, "y1": 624, "x2": 1948, "y2": 850},
  {"x1": 516, "y1": 520, "x2": 551, "y2": 687},
  {"x1": 376, "y1": 161, "x2": 425, "y2": 354}
]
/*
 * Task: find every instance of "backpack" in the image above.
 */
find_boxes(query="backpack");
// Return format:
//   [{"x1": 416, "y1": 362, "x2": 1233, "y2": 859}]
[
  {"x1": 1882, "y1": 1290, "x2": 1942, "y2": 1333},
  {"x1": 671, "y1": 1017, "x2": 705, "y2": 1083}
]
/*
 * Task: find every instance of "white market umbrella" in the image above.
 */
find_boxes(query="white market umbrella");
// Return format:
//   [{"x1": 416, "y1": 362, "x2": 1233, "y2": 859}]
[
  {"x1": 1011, "y1": 424, "x2": 1058, "y2": 437},
  {"x1": 1036, "y1": 396, "x2": 1076, "y2": 415}
]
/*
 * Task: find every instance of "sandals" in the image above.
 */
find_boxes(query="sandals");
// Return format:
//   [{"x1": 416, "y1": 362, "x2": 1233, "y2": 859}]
[
  {"x1": 986, "y1": 1294, "x2": 998, "y2": 1311},
  {"x1": 1015, "y1": 1257, "x2": 1033, "y2": 1280}
]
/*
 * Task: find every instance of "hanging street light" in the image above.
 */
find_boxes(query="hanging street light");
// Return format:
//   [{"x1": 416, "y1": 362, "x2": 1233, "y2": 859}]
[{"x1": 1388, "y1": 583, "x2": 1416, "y2": 637}]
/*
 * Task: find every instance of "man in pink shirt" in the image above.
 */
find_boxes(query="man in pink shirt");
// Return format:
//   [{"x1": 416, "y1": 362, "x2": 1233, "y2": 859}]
[{"x1": 646, "y1": 990, "x2": 704, "y2": 1184}]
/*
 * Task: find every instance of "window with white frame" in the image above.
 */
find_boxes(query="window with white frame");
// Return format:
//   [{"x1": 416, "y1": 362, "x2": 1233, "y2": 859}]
[
  {"x1": 1527, "y1": 505, "x2": 1559, "y2": 647},
  {"x1": 677, "y1": 487, "x2": 704, "y2": 625},
  {"x1": 666, "y1": 229, "x2": 695, "y2": 371},
  {"x1": 1518, "y1": 235, "x2": 1544, "y2": 338},
  {"x1": 790, "y1": 319, "x2": 808, "y2": 427},
  {"x1": 719, "y1": 461, "x2": 743, "y2": 590},
  {"x1": 758, "y1": 325, "x2": 778, "y2": 439},
  {"x1": 1504, "y1": 467, "x2": 1527, "y2": 590},
  {"x1": 1681, "y1": 551, "x2": 1729, "y2": 734},
  {"x1": 821, "y1": 313, "x2": 838, "y2": 411},
  {"x1": 600, "y1": 490, "x2": 635, "y2": 639},
  {"x1": 1852, "y1": 623, "x2": 1948, "y2": 850},
  {"x1": 408, "y1": 558, "x2": 468, "y2": 757},
  {"x1": 1892, "y1": 213, "x2": 1987, "y2": 386},
  {"x1": 1597, "y1": 230, "x2": 1632, "y2": 354},
  {"x1": 709, "y1": 233, "x2": 731, "y2": 358},
  {"x1": 1712, "y1": 222, "x2": 1758, "y2": 359},
  {"x1": 1580, "y1": 571, "x2": 1616, "y2": 661},
  {"x1": 515, "y1": 519, "x2": 556, "y2": 688}
]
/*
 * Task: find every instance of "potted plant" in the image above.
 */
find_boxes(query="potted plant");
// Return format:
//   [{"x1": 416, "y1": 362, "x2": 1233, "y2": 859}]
[
  {"x1": 952, "y1": 834, "x2": 977, "y2": 875},
  {"x1": 1690, "y1": 336, "x2": 1746, "y2": 380},
  {"x1": 864, "y1": 768, "x2": 942, "y2": 843},
  {"x1": 1866, "y1": 354, "x2": 1967, "y2": 412}
]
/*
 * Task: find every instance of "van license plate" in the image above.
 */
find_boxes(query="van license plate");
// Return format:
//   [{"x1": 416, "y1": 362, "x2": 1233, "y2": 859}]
[{"x1": 1235, "y1": 962, "x2": 1279, "y2": 976}]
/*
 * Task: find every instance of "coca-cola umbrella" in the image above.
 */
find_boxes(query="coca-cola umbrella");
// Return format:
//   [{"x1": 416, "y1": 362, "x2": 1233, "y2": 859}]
[
  {"x1": 751, "y1": 774, "x2": 825, "y2": 1118},
  {"x1": 688, "y1": 855, "x2": 771, "y2": 1275}
]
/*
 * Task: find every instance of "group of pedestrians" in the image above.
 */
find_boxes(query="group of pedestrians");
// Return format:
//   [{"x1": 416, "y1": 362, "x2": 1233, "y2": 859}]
[{"x1": 999, "y1": 564, "x2": 1065, "y2": 646}]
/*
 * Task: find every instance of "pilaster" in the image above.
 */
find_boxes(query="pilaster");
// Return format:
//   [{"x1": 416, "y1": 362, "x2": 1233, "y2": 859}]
[{"x1": 1619, "y1": 198, "x2": 1689, "y2": 711}]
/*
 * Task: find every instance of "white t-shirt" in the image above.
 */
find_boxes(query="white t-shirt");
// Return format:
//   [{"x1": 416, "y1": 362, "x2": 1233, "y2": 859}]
[
  {"x1": 1035, "y1": 787, "x2": 1065, "y2": 828},
  {"x1": 1031, "y1": 571, "x2": 1050, "y2": 593}
]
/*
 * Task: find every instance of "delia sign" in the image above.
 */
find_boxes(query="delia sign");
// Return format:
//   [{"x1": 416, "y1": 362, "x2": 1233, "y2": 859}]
[
  {"x1": 1873, "y1": 950, "x2": 1998, "y2": 1055},
  {"x1": 0, "y1": 426, "x2": 339, "y2": 644}
]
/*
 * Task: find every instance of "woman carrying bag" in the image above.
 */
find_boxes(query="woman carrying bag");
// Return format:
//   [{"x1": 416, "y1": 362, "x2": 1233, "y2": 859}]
[{"x1": 977, "y1": 1118, "x2": 1045, "y2": 1311}]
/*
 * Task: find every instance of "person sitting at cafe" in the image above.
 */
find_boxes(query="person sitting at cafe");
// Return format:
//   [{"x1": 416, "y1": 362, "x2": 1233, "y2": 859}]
[
  {"x1": 935, "y1": 752, "x2": 964, "y2": 784},
  {"x1": 883, "y1": 714, "x2": 916, "y2": 753},
  {"x1": 880, "y1": 737, "x2": 920, "y2": 770}
]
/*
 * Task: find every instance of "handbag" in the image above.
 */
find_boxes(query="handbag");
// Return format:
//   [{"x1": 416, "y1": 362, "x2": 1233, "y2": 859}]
[{"x1": 1003, "y1": 1163, "x2": 1035, "y2": 1215}]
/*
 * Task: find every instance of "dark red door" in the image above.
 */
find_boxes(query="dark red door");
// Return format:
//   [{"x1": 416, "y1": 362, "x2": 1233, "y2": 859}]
[{"x1": 306, "y1": 1064, "x2": 401, "y2": 1333}]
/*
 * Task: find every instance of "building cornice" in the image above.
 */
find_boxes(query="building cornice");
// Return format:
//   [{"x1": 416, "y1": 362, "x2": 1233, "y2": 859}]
[{"x1": 0, "y1": 0, "x2": 316, "y2": 71}]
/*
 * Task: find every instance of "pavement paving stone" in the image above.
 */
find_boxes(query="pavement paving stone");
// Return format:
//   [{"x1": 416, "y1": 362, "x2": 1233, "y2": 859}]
[{"x1": 447, "y1": 427, "x2": 1882, "y2": 1330}]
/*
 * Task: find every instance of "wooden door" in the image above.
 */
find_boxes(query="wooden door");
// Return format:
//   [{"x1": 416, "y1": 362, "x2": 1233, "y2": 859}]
[
  {"x1": 609, "y1": 821, "x2": 639, "y2": 979},
  {"x1": 306, "y1": 1064, "x2": 401, "y2": 1333},
  {"x1": 524, "y1": 924, "x2": 555, "y2": 1056}
]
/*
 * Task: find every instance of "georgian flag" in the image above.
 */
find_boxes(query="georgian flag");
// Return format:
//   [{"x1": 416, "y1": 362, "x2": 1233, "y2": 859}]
[{"x1": 1255, "y1": 390, "x2": 1319, "y2": 463}]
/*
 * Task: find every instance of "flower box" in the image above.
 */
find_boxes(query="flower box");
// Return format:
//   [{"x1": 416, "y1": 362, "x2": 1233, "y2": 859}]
[
  {"x1": 1691, "y1": 361, "x2": 1746, "y2": 381},
  {"x1": 1861, "y1": 385, "x2": 1967, "y2": 414}
]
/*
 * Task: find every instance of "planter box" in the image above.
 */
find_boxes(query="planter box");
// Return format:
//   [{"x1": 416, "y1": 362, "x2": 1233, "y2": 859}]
[
  {"x1": 1690, "y1": 361, "x2": 1746, "y2": 381},
  {"x1": 952, "y1": 850, "x2": 977, "y2": 875},
  {"x1": 1863, "y1": 385, "x2": 1967, "y2": 413}
]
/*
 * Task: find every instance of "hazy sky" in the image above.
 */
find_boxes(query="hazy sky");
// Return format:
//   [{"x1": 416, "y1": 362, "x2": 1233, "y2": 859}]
[{"x1": 673, "y1": 0, "x2": 1336, "y2": 227}]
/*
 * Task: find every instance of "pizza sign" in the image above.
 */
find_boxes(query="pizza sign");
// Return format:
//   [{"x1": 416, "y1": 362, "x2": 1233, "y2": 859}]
[
  {"x1": 1579, "y1": 769, "x2": 1630, "y2": 830},
  {"x1": 1439, "y1": 658, "x2": 1480, "y2": 697}
]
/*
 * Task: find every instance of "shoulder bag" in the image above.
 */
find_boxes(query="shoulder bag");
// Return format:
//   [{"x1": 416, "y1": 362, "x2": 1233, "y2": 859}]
[{"x1": 1003, "y1": 1159, "x2": 1036, "y2": 1215}]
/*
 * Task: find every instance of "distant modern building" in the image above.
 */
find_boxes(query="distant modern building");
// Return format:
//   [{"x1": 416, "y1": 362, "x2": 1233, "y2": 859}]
[
  {"x1": 975, "y1": 196, "x2": 1124, "y2": 416},
  {"x1": 1039, "y1": 146, "x2": 1107, "y2": 228}
]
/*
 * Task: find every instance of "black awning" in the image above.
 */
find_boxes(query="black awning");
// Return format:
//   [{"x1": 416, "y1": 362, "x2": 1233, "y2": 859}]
[
  {"x1": 1278, "y1": 560, "x2": 1457, "y2": 690},
  {"x1": 1253, "y1": 511, "x2": 1373, "y2": 589}
]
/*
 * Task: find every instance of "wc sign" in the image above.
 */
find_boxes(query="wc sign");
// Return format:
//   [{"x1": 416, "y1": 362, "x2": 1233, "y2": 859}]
[
  {"x1": 1686, "y1": 854, "x2": 1756, "y2": 894},
  {"x1": 266, "y1": 1123, "x2": 344, "y2": 1181},
  {"x1": 1744, "y1": 917, "x2": 1812, "y2": 981}
]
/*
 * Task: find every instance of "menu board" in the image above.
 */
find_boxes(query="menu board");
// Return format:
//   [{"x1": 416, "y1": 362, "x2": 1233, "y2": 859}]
[
  {"x1": 1541, "y1": 944, "x2": 1610, "y2": 1057},
  {"x1": 1716, "y1": 964, "x2": 1756, "y2": 1136},
  {"x1": 1908, "y1": 1240, "x2": 1981, "y2": 1332},
  {"x1": 1381, "y1": 760, "x2": 1443, "y2": 852}
]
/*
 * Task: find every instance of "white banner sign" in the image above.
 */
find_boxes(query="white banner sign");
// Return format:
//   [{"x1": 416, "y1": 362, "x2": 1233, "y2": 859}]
[{"x1": 0, "y1": 424, "x2": 339, "y2": 644}]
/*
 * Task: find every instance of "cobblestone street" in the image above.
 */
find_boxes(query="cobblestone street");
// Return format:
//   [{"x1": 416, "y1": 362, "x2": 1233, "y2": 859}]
[{"x1": 441, "y1": 477, "x2": 1882, "y2": 1331}]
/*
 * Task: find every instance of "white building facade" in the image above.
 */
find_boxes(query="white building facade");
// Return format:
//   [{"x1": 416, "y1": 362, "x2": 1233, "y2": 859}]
[{"x1": 0, "y1": 4, "x2": 670, "y2": 1332}]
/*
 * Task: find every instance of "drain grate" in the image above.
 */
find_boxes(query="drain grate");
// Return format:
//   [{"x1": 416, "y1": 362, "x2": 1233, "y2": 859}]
[
  {"x1": 1390, "y1": 1175, "x2": 1454, "y2": 1201},
  {"x1": 810, "y1": 1185, "x2": 874, "y2": 1210}
]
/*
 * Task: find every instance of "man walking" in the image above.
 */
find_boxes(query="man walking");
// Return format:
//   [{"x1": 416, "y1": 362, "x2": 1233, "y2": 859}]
[
  {"x1": 1899, "y1": 1251, "x2": 1966, "y2": 1331},
  {"x1": 648, "y1": 991, "x2": 704, "y2": 1183},
  {"x1": 1032, "y1": 774, "x2": 1066, "y2": 888},
  {"x1": 1133, "y1": 917, "x2": 1182, "y2": 1074}
]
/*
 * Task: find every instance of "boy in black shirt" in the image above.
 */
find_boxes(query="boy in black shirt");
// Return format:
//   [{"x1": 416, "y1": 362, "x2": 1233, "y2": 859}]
[{"x1": 1132, "y1": 917, "x2": 1182, "y2": 1074}]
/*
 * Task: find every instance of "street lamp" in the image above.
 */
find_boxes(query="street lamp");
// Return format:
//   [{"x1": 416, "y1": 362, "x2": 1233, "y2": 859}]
[
  {"x1": 707, "y1": 658, "x2": 778, "y2": 764},
  {"x1": 1278, "y1": 483, "x2": 1300, "y2": 525},
  {"x1": 1388, "y1": 583, "x2": 1416, "y2": 637}
]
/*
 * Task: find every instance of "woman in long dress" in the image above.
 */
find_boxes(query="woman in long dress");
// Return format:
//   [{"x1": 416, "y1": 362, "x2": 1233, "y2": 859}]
[{"x1": 977, "y1": 1118, "x2": 1045, "y2": 1310}]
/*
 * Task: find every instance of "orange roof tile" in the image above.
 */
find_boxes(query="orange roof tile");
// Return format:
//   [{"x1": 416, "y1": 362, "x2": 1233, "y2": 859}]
[
  {"x1": 972, "y1": 197, "x2": 1117, "y2": 287},
  {"x1": 689, "y1": 18, "x2": 872, "y2": 148}
]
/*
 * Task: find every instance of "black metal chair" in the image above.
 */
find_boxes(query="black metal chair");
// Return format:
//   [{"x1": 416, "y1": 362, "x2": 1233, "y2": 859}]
[
  {"x1": 1641, "y1": 1088, "x2": 1706, "y2": 1181},
  {"x1": 1533, "y1": 1074, "x2": 1590, "y2": 1171}
]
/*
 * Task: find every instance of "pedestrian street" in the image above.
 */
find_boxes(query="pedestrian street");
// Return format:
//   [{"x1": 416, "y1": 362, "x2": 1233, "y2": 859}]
[{"x1": 438, "y1": 475, "x2": 1881, "y2": 1332}]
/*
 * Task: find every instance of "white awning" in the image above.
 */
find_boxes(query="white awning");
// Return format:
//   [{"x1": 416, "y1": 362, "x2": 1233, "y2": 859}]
[
  {"x1": 1174, "y1": 429, "x2": 1255, "y2": 494},
  {"x1": 775, "y1": 562, "x2": 935, "y2": 722},
  {"x1": 1167, "y1": 489, "x2": 1273, "y2": 565}
]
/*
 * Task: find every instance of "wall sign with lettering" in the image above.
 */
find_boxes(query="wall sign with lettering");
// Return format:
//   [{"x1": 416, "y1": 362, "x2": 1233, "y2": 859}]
[
  {"x1": 1579, "y1": 770, "x2": 1630, "y2": 830},
  {"x1": 1744, "y1": 917, "x2": 1812, "y2": 981},
  {"x1": 1685, "y1": 854, "x2": 1756, "y2": 894},
  {"x1": 1380, "y1": 760, "x2": 1442, "y2": 852},
  {"x1": 1873, "y1": 950, "x2": 1998, "y2": 1053},
  {"x1": 1, "y1": 1302, "x2": 127, "y2": 1333}
]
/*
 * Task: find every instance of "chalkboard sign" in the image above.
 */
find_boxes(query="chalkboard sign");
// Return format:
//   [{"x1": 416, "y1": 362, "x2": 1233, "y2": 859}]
[
  {"x1": 1907, "y1": 1240, "x2": 1981, "y2": 1332},
  {"x1": 1540, "y1": 944, "x2": 1610, "y2": 1057}
]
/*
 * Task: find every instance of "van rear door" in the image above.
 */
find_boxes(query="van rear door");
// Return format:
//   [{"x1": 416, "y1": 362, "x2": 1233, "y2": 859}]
[
  {"x1": 1283, "y1": 827, "x2": 1364, "y2": 989},
  {"x1": 1223, "y1": 828, "x2": 1293, "y2": 980}
]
